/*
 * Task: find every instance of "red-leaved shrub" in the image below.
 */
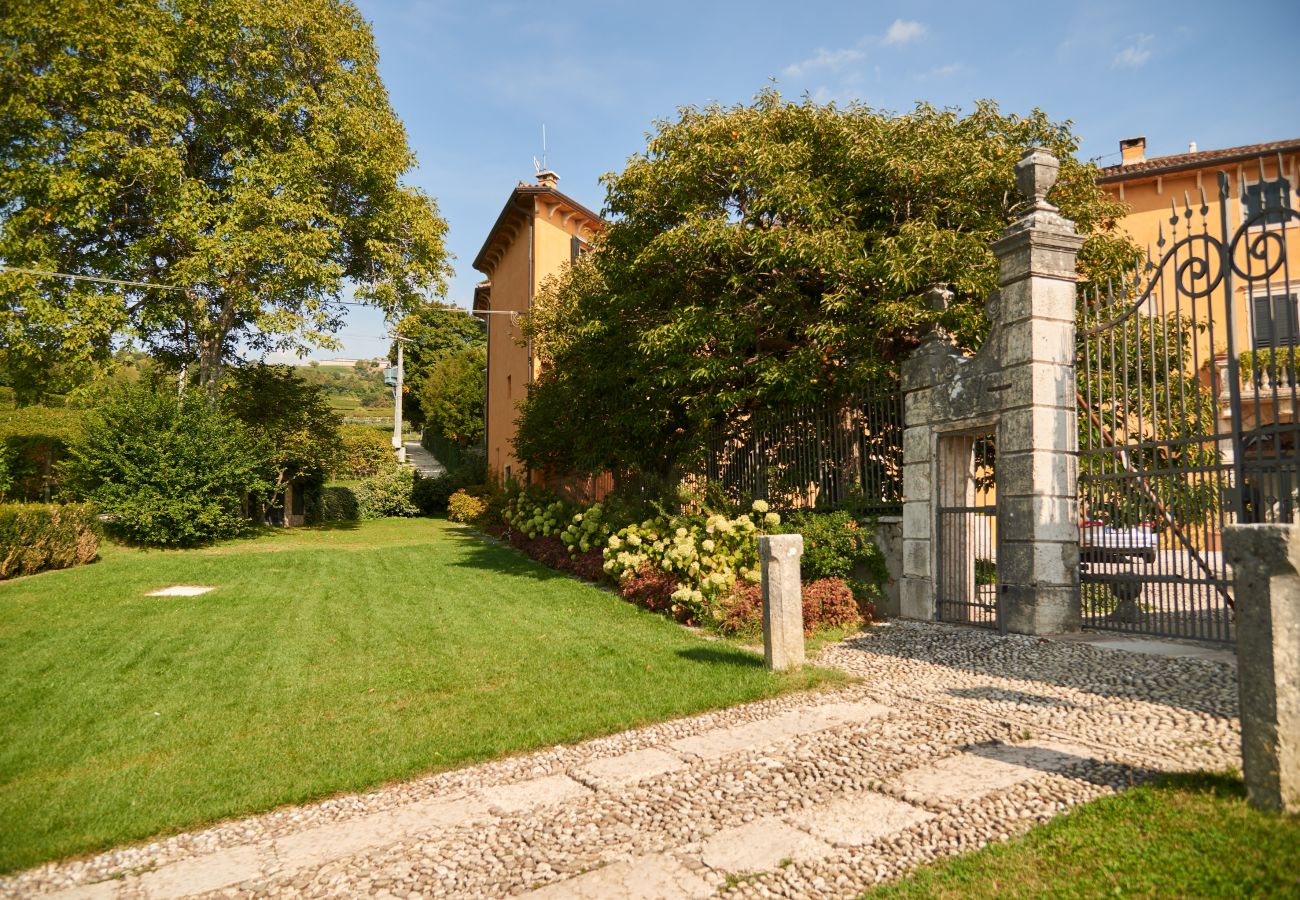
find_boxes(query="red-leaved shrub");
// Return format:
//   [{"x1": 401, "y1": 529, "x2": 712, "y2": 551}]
[
  {"x1": 523, "y1": 535, "x2": 573, "y2": 571},
  {"x1": 802, "y1": 577, "x2": 862, "y2": 633},
  {"x1": 618, "y1": 565, "x2": 678, "y2": 614},
  {"x1": 719, "y1": 576, "x2": 862, "y2": 636},
  {"x1": 718, "y1": 581, "x2": 762, "y2": 635},
  {"x1": 571, "y1": 549, "x2": 607, "y2": 583}
]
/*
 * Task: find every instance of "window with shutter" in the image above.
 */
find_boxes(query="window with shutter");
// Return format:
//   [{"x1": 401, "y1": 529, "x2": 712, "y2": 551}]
[
  {"x1": 1242, "y1": 177, "x2": 1291, "y2": 226},
  {"x1": 1252, "y1": 291, "x2": 1300, "y2": 348}
]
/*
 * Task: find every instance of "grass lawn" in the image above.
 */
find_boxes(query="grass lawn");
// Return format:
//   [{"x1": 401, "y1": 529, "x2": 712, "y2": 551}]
[
  {"x1": 869, "y1": 772, "x2": 1300, "y2": 898},
  {"x1": 0, "y1": 518, "x2": 834, "y2": 873}
]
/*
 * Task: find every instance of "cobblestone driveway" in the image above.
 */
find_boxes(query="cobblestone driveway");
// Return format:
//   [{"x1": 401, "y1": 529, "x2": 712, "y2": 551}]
[{"x1": 3, "y1": 622, "x2": 1239, "y2": 899}]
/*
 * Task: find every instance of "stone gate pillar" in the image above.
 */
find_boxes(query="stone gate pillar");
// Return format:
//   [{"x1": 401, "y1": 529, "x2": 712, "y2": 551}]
[
  {"x1": 991, "y1": 149, "x2": 1084, "y2": 634},
  {"x1": 900, "y1": 148, "x2": 1083, "y2": 634}
]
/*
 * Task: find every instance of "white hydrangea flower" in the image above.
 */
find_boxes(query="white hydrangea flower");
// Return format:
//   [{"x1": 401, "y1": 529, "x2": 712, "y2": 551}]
[{"x1": 751, "y1": 499, "x2": 769, "y2": 514}]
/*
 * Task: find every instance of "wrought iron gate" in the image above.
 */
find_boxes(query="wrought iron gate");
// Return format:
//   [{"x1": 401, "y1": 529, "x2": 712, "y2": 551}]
[
  {"x1": 936, "y1": 430, "x2": 1000, "y2": 628},
  {"x1": 1078, "y1": 164, "x2": 1299, "y2": 643}
]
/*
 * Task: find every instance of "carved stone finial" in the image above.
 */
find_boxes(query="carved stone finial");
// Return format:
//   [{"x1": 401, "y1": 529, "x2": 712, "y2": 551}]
[
  {"x1": 926, "y1": 284, "x2": 954, "y2": 312},
  {"x1": 1016, "y1": 148, "x2": 1059, "y2": 211}
]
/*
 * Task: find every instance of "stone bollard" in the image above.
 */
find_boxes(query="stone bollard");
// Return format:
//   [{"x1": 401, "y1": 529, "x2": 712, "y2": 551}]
[
  {"x1": 1223, "y1": 523, "x2": 1300, "y2": 813},
  {"x1": 759, "y1": 534, "x2": 805, "y2": 671}
]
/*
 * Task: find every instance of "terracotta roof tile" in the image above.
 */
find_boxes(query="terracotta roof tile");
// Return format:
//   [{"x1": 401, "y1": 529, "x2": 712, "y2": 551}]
[{"x1": 1098, "y1": 138, "x2": 1300, "y2": 182}]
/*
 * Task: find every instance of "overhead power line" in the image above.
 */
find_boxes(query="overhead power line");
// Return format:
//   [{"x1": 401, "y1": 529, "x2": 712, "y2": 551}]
[{"x1": 0, "y1": 264, "x2": 187, "y2": 292}]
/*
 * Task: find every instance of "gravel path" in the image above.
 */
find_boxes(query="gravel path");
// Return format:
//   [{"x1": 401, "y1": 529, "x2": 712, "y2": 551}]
[{"x1": 3, "y1": 622, "x2": 1239, "y2": 899}]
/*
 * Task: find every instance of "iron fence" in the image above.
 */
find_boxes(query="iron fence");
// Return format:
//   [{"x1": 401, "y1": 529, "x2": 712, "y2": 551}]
[{"x1": 704, "y1": 382, "x2": 903, "y2": 515}]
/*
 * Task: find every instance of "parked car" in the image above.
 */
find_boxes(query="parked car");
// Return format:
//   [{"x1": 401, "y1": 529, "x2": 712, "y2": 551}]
[{"x1": 1080, "y1": 520, "x2": 1159, "y2": 564}]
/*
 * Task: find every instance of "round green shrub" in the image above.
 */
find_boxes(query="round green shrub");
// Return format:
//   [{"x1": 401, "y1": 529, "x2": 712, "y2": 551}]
[
  {"x1": 65, "y1": 384, "x2": 267, "y2": 546},
  {"x1": 355, "y1": 467, "x2": 418, "y2": 519}
]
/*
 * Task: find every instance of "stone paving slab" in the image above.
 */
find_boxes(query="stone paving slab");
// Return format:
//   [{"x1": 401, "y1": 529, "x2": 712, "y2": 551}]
[
  {"x1": 479, "y1": 773, "x2": 591, "y2": 814},
  {"x1": 572, "y1": 747, "x2": 686, "y2": 787},
  {"x1": 698, "y1": 818, "x2": 833, "y2": 874},
  {"x1": 136, "y1": 846, "x2": 259, "y2": 898},
  {"x1": 523, "y1": 855, "x2": 713, "y2": 899},
  {"x1": 892, "y1": 740, "x2": 1094, "y2": 803},
  {"x1": 670, "y1": 701, "x2": 888, "y2": 760},
  {"x1": 792, "y1": 791, "x2": 936, "y2": 848}
]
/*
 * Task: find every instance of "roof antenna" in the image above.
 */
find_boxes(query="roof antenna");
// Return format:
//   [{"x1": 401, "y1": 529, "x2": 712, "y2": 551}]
[{"x1": 533, "y1": 124, "x2": 558, "y2": 186}]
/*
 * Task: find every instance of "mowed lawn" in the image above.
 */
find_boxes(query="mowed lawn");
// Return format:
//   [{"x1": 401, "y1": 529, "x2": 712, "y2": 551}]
[
  {"x1": 869, "y1": 772, "x2": 1300, "y2": 899},
  {"x1": 0, "y1": 519, "x2": 832, "y2": 873}
]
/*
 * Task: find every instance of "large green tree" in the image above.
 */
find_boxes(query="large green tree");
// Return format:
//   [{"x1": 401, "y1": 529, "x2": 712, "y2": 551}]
[
  {"x1": 390, "y1": 303, "x2": 485, "y2": 428},
  {"x1": 518, "y1": 92, "x2": 1139, "y2": 480},
  {"x1": 419, "y1": 346, "x2": 486, "y2": 448},
  {"x1": 0, "y1": 0, "x2": 451, "y2": 395}
]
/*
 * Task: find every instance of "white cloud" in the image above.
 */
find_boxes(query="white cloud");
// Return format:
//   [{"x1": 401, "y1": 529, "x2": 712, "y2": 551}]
[
  {"x1": 1113, "y1": 34, "x2": 1153, "y2": 68},
  {"x1": 783, "y1": 47, "x2": 866, "y2": 78},
  {"x1": 922, "y1": 62, "x2": 962, "y2": 79},
  {"x1": 883, "y1": 19, "x2": 926, "y2": 46}
]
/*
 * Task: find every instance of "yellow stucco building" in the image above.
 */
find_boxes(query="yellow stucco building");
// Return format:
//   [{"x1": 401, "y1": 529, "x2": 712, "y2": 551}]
[
  {"x1": 1098, "y1": 136, "x2": 1300, "y2": 390},
  {"x1": 472, "y1": 171, "x2": 603, "y2": 483}
]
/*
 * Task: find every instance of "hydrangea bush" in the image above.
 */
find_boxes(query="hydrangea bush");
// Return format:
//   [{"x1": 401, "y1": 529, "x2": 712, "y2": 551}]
[{"x1": 602, "y1": 500, "x2": 781, "y2": 626}]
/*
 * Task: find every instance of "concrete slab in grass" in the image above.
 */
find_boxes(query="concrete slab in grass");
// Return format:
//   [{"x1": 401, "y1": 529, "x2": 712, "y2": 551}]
[{"x1": 145, "y1": 585, "x2": 215, "y2": 597}]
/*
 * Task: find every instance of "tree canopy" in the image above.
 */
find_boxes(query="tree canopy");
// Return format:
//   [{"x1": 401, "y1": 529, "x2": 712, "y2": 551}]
[
  {"x1": 390, "y1": 302, "x2": 485, "y2": 428},
  {"x1": 0, "y1": 0, "x2": 451, "y2": 394},
  {"x1": 518, "y1": 92, "x2": 1139, "y2": 480},
  {"x1": 419, "y1": 346, "x2": 486, "y2": 449}
]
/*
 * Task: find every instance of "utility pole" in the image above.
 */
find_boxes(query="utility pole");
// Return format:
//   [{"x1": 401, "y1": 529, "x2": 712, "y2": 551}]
[{"x1": 392, "y1": 338, "x2": 406, "y2": 463}]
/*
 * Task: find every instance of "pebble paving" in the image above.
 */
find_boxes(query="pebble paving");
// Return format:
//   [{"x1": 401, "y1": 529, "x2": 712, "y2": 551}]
[{"x1": 2, "y1": 621, "x2": 1239, "y2": 899}]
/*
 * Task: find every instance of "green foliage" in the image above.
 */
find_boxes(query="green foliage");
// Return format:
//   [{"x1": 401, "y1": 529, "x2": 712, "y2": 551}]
[
  {"x1": 219, "y1": 365, "x2": 342, "y2": 509},
  {"x1": 780, "y1": 510, "x2": 887, "y2": 595},
  {"x1": 64, "y1": 383, "x2": 267, "y2": 545},
  {"x1": 305, "y1": 484, "x2": 359, "y2": 523},
  {"x1": 0, "y1": 502, "x2": 99, "y2": 578},
  {"x1": 0, "y1": 446, "x2": 10, "y2": 500},
  {"x1": 0, "y1": 0, "x2": 451, "y2": 390},
  {"x1": 0, "y1": 406, "x2": 84, "y2": 502},
  {"x1": 447, "y1": 487, "x2": 490, "y2": 526},
  {"x1": 419, "y1": 347, "x2": 486, "y2": 448},
  {"x1": 297, "y1": 364, "x2": 391, "y2": 414},
  {"x1": 518, "y1": 91, "x2": 1138, "y2": 479},
  {"x1": 336, "y1": 425, "x2": 396, "y2": 479},
  {"x1": 1239, "y1": 347, "x2": 1299, "y2": 383},
  {"x1": 393, "y1": 304, "x2": 486, "y2": 428},
  {"x1": 355, "y1": 466, "x2": 417, "y2": 519}
]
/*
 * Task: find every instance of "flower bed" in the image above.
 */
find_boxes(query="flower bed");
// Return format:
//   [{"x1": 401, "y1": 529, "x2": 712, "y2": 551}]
[{"x1": 493, "y1": 486, "x2": 880, "y2": 638}]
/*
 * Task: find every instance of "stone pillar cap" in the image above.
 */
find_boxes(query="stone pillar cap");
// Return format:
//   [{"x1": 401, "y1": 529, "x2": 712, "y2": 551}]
[{"x1": 758, "y1": 533, "x2": 804, "y2": 559}]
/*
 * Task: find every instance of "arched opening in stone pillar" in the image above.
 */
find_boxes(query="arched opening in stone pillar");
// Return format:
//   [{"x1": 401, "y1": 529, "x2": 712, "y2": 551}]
[{"x1": 936, "y1": 429, "x2": 999, "y2": 627}]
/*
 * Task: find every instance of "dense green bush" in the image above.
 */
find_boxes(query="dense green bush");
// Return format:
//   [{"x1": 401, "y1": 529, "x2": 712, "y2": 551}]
[
  {"x1": 447, "y1": 487, "x2": 490, "y2": 526},
  {"x1": 64, "y1": 383, "x2": 267, "y2": 546},
  {"x1": 356, "y1": 467, "x2": 418, "y2": 519},
  {"x1": 411, "y1": 472, "x2": 455, "y2": 515},
  {"x1": 306, "y1": 484, "x2": 359, "y2": 523},
  {"x1": 780, "y1": 509, "x2": 888, "y2": 596},
  {"x1": 0, "y1": 405, "x2": 84, "y2": 502},
  {"x1": 336, "y1": 425, "x2": 395, "y2": 479},
  {"x1": 0, "y1": 502, "x2": 99, "y2": 578}
]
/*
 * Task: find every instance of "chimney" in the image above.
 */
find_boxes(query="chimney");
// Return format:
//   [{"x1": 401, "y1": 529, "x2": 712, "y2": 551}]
[
  {"x1": 535, "y1": 170, "x2": 559, "y2": 188},
  {"x1": 1119, "y1": 137, "x2": 1146, "y2": 166},
  {"x1": 1189, "y1": 141, "x2": 1198, "y2": 153}
]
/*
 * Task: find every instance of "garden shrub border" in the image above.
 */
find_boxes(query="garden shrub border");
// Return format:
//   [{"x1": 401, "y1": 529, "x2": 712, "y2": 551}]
[
  {"x1": 0, "y1": 502, "x2": 100, "y2": 579},
  {"x1": 483, "y1": 485, "x2": 880, "y2": 639}
]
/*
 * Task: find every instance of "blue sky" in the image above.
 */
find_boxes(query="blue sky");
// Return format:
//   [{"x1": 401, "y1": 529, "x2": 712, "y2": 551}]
[{"x1": 315, "y1": 0, "x2": 1300, "y2": 361}]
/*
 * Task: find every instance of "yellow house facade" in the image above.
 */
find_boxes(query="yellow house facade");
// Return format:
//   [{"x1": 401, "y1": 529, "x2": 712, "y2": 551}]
[
  {"x1": 1097, "y1": 136, "x2": 1300, "y2": 524},
  {"x1": 472, "y1": 172, "x2": 603, "y2": 483},
  {"x1": 1097, "y1": 136, "x2": 1300, "y2": 406}
]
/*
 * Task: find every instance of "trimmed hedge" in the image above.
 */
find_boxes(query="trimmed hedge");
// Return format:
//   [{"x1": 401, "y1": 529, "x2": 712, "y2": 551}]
[
  {"x1": 0, "y1": 406, "x2": 84, "y2": 502},
  {"x1": 306, "y1": 485, "x2": 360, "y2": 523},
  {"x1": 0, "y1": 503, "x2": 99, "y2": 579}
]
